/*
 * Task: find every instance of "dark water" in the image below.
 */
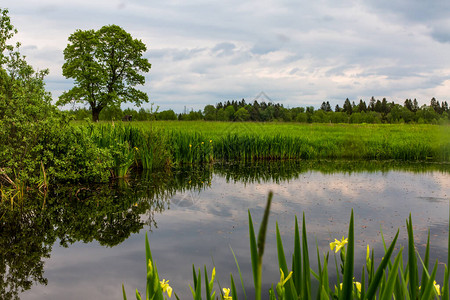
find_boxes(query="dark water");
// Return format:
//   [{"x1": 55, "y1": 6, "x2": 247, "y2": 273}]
[{"x1": 2, "y1": 161, "x2": 449, "y2": 299}]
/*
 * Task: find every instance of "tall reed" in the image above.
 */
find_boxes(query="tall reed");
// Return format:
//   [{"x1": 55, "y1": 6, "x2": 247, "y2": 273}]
[{"x1": 84, "y1": 123, "x2": 171, "y2": 177}]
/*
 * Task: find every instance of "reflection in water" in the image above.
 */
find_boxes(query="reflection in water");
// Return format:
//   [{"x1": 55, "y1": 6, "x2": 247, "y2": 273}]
[{"x1": 0, "y1": 161, "x2": 449, "y2": 299}]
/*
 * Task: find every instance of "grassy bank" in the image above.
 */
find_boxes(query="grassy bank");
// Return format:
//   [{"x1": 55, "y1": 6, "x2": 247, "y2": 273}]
[
  {"x1": 136, "y1": 121, "x2": 450, "y2": 163},
  {"x1": 64, "y1": 122, "x2": 450, "y2": 179}
]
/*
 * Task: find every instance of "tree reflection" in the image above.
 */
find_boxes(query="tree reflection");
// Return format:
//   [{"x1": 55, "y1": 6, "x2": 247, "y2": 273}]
[
  {"x1": 213, "y1": 160, "x2": 450, "y2": 184},
  {"x1": 0, "y1": 168, "x2": 198, "y2": 299}
]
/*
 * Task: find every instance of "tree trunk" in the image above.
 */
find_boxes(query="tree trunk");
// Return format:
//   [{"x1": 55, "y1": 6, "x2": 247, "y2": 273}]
[{"x1": 92, "y1": 107, "x2": 101, "y2": 122}]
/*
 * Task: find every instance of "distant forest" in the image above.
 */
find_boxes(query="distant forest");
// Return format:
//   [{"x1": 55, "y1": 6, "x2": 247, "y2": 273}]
[{"x1": 68, "y1": 97, "x2": 449, "y2": 124}]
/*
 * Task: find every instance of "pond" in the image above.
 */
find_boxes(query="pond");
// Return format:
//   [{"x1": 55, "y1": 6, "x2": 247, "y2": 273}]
[{"x1": 2, "y1": 161, "x2": 449, "y2": 299}]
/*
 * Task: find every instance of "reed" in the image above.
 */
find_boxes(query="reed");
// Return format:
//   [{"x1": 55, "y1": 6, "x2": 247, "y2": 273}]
[
  {"x1": 71, "y1": 122, "x2": 449, "y2": 178},
  {"x1": 83, "y1": 123, "x2": 171, "y2": 177},
  {"x1": 122, "y1": 192, "x2": 450, "y2": 299}
]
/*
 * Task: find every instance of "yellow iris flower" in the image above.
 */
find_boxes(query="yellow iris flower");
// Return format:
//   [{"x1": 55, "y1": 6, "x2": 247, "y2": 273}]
[
  {"x1": 160, "y1": 279, "x2": 173, "y2": 298},
  {"x1": 338, "y1": 280, "x2": 361, "y2": 293},
  {"x1": 434, "y1": 281, "x2": 441, "y2": 296},
  {"x1": 223, "y1": 288, "x2": 232, "y2": 300},
  {"x1": 419, "y1": 280, "x2": 440, "y2": 296},
  {"x1": 330, "y1": 236, "x2": 348, "y2": 253}
]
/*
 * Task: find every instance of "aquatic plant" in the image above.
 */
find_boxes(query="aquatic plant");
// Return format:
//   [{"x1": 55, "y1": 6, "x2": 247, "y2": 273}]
[{"x1": 122, "y1": 192, "x2": 450, "y2": 299}]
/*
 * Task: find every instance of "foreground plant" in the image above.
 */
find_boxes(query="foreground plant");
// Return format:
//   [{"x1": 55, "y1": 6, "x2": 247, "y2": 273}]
[{"x1": 122, "y1": 192, "x2": 450, "y2": 299}]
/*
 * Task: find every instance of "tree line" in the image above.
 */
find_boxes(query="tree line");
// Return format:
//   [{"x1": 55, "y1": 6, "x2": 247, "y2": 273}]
[{"x1": 68, "y1": 96, "x2": 450, "y2": 124}]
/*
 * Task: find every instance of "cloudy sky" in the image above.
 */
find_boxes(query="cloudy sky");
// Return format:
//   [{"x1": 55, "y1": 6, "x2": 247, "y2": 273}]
[{"x1": 4, "y1": 0, "x2": 450, "y2": 112}]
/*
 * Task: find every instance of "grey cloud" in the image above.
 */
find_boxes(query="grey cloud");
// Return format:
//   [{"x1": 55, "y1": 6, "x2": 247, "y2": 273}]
[
  {"x1": 250, "y1": 42, "x2": 279, "y2": 55},
  {"x1": 150, "y1": 48, "x2": 207, "y2": 61},
  {"x1": 5, "y1": 0, "x2": 450, "y2": 111},
  {"x1": 366, "y1": 0, "x2": 450, "y2": 23},
  {"x1": 431, "y1": 28, "x2": 450, "y2": 44},
  {"x1": 212, "y1": 42, "x2": 236, "y2": 56}
]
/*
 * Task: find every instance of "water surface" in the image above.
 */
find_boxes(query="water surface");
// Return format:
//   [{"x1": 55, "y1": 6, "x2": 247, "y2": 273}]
[{"x1": 2, "y1": 161, "x2": 449, "y2": 299}]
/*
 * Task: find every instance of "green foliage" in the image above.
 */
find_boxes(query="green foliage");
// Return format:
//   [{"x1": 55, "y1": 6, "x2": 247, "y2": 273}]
[
  {"x1": 86, "y1": 124, "x2": 171, "y2": 177},
  {"x1": 0, "y1": 8, "x2": 112, "y2": 186},
  {"x1": 58, "y1": 24, "x2": 151, "y2": 121}
]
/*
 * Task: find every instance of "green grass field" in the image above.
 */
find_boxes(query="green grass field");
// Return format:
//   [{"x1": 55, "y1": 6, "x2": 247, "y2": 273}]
[
  {"x1": 80, "y1": 121, "x2": 450, "y2": 174},
  {"x1": 131, "y1": 121, "x2": 450, "y2": 161},
  {"x1": 131, "y1": 120, "x2": 447, "y2": 141}
]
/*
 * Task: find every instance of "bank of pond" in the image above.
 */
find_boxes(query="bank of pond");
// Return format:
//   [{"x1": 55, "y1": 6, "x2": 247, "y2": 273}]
[{"x1": 88, "y1": 122, "x2": 450, "y2": 179}]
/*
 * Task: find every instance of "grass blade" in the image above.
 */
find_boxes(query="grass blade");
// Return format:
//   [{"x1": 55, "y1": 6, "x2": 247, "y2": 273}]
[
  {"x1": 380, "y1": 248, "x2": 403, "y2": 300},
  {"x1": 340, "y1": 209, "x2": 354, "y2": 300},
  {"x1": 365, "y1": 229, "x2": 399, "y2": 300},
  {"x1": 302, "y1": 212, "x2": 311, "y2": 299},
  {"x1": 230, "y1": 245, "x2": 247, "y2": 300},
  {"x1": 419, "y1": 230, "x2": 431, "y2": 298},
  {"x1": 407, "y1": 214, "x2": 419, "y2": 299},
  {"x1": 248, "y1": 210, "x2": 259, "y2": 299},
  {"x1": 292, "y1": 216, "x2": 302, "y2": 292},
  {"x1": 231, "y1": 274, "x2": 238, "y2": 300},
  {"x1": 122, "y1": 284, "x2": 127, "y2": 300}
]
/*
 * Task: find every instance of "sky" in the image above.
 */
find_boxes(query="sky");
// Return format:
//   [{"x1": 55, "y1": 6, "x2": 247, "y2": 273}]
[{"x1": 3, "y1": 0, "x2": 450, "y2": 113}]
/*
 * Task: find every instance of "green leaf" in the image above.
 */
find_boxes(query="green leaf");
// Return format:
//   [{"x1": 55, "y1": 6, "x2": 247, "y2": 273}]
[
  {"x1": 442, "y1": 265, "x2": 449, "y2": 300},
  {"x1": 204, "y1": 266, "x2": 211, "y2": 300},
  {"x1": 380, "y1": 248, "x2": 403, "y2": 300},
  {"x1": 340, "y1": 210, "x2": 354, "y2": 300},
  {"x1": 192, "y1": 265, "x2": 198, "y2": 292},
  {"x1": 364, "y1": 229, "x2": 399, "y2": 300},
  {"x1": 195, "y1": 271, "x2": 202, "y2": 300},
  {"x1": 276, "y1": 221, "x2": 295, "y2": 299},
  {"x1": 257, "y1": 191, "x2": 273, "y2": 260},
  {"x1": 418, "y1": 259, "x2": 438, "y2": 300},
  {"x1": 248, "y1": 211, "x2": 259, "y2": 299},
  {"x1": 231, "y1": 274, "x2": 238, "y2": 300},
  {"x1": 292, "y1": 216, "x2": 302, "y2": 293},
  {"x1": 230, "y1": 246, "x2": 247, "y2": 300},
  {"x1": 301, "y1": 212, "x2": 311, "y2": 299},
  {"x1": 419, "y1": 230, "x2": 431, "y2": 298},
  {"x1": 122, "y1": 284, "x2": 127, "y2": 300},
  {"x1": 136, "y1": 289, "x2": 142, "y2": 300},
  {"x1": 406, "y1": 214, "x2": 419, "y2": 299}
]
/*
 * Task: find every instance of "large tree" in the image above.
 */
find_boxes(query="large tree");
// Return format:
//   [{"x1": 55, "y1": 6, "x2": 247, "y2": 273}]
[{"x1": 58, "y1": 25, "x2": 151, "y2": 121}]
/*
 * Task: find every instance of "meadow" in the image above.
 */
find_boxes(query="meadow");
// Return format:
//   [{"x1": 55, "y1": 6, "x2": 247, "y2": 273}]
[{"x1": 107, "y1": 121, "x2": 450, "y2": 172}]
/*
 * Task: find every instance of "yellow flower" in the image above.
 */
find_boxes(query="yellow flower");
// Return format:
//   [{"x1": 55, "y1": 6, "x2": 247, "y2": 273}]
[
  {"x1": 160, "y1": 279, "x2": 173, "y2": 298},
  {"x1": 366, "y1": 245, "x2": 370, "y2": 261},
  {"x1": 189, "y1": 144, "x2": 192, "y2": 148},
  {"x1": 223, "y1": 288, "x2": 232, "y2": 300},
  {"x1": 147, "y1": 259, "x2": 153, "y2": 275},
  {"x1": 338, "y1": 280, "x2": 361, "y2": 293},
  {"x1": 201, "y1": 142, "x2": 204, "y2": 145},
  {"x1": 434, "y1": 281, "x2": 441, "y2": 296},
  {"x1": 210, "y1": 140, "x2": 212, "y2": 143},
  {"x1": 419, "y1": 281, "x2": 440, "y2": 296},
  {"x1": 330, "y1": 236, "x2": 348, "y2": 253},
  {"x1": 278, "y1": 268, "x2": 293, "y2": 286},
  {"x1": 276, "y1": 268, "x2": 293, "y2": 297}
]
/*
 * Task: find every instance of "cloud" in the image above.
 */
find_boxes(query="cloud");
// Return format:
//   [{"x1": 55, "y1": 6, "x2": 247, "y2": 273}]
[{"x1": 3, "y1": 0, "x2": 450, "y2": 112}]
